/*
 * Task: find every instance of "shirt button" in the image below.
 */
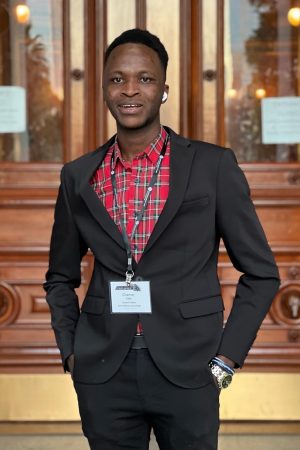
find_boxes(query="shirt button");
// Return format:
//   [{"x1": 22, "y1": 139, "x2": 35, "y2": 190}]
[
  {"x1": 134, "y1": 178, "x2": 139, "y2": 184},
  {"x1": 133, "y1": 244, "x2": 138, "y2": 251}
]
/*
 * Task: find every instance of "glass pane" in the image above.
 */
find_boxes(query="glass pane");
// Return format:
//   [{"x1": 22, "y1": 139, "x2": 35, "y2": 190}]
[
  {"x1": 0, "y1": 0, "x2": 63, "y2": 162},
  {"x1": 224, "y1": 0, "x2": 300, "y2": 162}
]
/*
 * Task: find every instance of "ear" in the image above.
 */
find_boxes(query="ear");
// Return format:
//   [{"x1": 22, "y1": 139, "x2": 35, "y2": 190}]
[{"x1": 161, "y1": 84, "x2": 169, "y2": 103}]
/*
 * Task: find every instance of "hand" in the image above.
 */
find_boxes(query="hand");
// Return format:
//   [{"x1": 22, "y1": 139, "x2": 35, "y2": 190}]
[
  {"x1": 211, "y1": 373, "x2": 221, "y2": 393},
  {"x1": 67, "y1": 353, "x2": 74, "y2": 377}
]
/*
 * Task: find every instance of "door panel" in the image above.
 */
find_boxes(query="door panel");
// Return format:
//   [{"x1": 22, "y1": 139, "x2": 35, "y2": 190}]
[
  {"x1": 0, "y1": 0, "x2": 298, "y2": 373},
  {"x1": 0, "y1": 0, "x2": 87, "y2": 372}
]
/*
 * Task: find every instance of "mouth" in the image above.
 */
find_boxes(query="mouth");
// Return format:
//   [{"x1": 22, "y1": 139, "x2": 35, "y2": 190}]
[{"x1": 118, "y1": 104, "x2": 143, "y2": 114}]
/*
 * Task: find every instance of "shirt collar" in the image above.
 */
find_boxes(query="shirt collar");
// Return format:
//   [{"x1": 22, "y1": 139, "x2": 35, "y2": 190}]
[{"x1": 112, "y1": 126, "x2": 168, "y2": 169}]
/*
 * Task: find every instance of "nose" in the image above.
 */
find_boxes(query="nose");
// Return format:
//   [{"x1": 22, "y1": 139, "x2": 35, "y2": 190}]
[{"x1": 122, "y1": 79, "x2": 139, "y2": 97}]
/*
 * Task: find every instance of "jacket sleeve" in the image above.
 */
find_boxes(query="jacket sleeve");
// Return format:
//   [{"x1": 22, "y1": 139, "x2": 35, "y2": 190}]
[
  {"x1": 43, "y1": 165, "x2": 88, "y2": 372},
  {"x1": 216, "y1": 148, "x2": 280, "y2": 367}
]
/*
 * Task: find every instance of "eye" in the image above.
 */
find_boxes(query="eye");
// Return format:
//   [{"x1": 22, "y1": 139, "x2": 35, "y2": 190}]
[
  {"x1": 111, "y1": 77, "x2": 123, "y2": 84},
  {"x1": 140, "y1": 76, "x2": 153, "y2": 83}
]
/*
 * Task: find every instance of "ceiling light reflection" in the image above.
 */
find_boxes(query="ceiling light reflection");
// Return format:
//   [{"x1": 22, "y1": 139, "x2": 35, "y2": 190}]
[
  {"x1": 287, "y1": 7, "x2": 300, "y2": 27},
  {"x1": 15, "y1": 4, "x2": 30, "y2": 24},
  {"x1": 255, "y1": 88, "x2": 266, "y2": 99}
]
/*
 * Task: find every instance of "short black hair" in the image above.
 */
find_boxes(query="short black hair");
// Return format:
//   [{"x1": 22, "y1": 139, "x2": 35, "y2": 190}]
[{"x1": 104, "y1": 28, "x2": 169, "y2": 77}]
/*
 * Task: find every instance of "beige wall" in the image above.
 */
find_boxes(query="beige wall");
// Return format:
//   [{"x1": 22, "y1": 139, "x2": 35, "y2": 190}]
[{"x1": 1, "y1": 373, "x2": 300, "y2": 421}]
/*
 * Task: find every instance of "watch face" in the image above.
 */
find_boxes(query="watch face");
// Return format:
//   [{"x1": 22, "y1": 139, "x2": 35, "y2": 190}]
[{"x1": 221, "y1": 374, "x2": 232, "y2": 389}]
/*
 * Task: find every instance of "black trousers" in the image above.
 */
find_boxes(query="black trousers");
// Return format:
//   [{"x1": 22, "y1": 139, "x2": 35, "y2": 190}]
[{"x1": 73, "y1": 349, "x2": 220, "y2": 450}]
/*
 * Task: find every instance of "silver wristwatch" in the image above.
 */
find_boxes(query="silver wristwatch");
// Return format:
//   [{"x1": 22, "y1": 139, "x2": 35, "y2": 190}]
[{"x1": 209, "y1": 362, "x2": 233, "y2": 389}]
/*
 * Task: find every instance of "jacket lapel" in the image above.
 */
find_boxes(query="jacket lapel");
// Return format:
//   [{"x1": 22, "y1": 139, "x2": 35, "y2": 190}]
[
  {"x1": 78, "y1": 137, "x2": 126, "y2": 250},
  {"x1": 78, "y1": 128, "x2": 195, "y2": 257},
  {"x1": 142, "y1": 128, "x2": 195, "y2": 257}
]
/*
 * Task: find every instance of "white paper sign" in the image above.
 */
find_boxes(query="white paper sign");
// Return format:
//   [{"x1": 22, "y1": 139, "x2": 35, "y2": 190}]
[
  {"x1": 109, "y1": 281, "x2": 152, "y2": 314},
  {"x1": 0, "y1": 86, "x2": 26, "y2": 133},
  {"x1": 261, "y1": 97, "x2": 300, "y2": 144}
]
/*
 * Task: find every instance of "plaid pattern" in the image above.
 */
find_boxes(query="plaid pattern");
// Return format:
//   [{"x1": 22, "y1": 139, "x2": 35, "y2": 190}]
[{"x1": 90, "y1": 126, "x2": 170, "y2": 263}]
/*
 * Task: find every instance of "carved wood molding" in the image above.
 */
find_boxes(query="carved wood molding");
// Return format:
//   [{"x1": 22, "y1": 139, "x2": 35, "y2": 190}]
[
  {"x1": 95, "y1": 0, "x2": 108, "y2": 146},
  {"x1": 179, "y1": 0, "x2": 192, "y2": 137},
  {"x1": 0, "y1": 282, "x2": 21, "y2": 326},
  {"x1": 63, "y1": 0, "x2": 71, "y2": 162},
  {"x1": 1, "y1": 196, "x2": 298, "y2": 208},
  {"x1": 251, "y1": 199, "x2": 300, "y2": 206},
  {"x1": 242, "y1": 163, "x2": 300, "y2": 172},
  {"x1": 85, "y1": 0, "x2": 98, "y2": 151},
  {"x1": 270, "y1": 282, "x2": 300, "y2": 327},
  {"x1": 135, "y1": 0, "x2": 146, "y2": 29},
  {"x1": 0, "y1": 199, "x2": 56, "y2": 207},
  {"x1": 0, "y1": 343, "x2": 299, "y2": 372},
  {"x1": 0, "y1": 246, "x2": 49, "y2": 254},
  {"x1": 216, "y1": 0, "x2": 225, "y2": 146},
  {"x1": 0, "y1": 164, "x2": 61, "y2": 189},
  {"x1": 219, "y1": 244, "x2": 300, "y2": 255}
]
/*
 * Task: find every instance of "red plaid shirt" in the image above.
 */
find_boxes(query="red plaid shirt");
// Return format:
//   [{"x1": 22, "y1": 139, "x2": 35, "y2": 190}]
[{"x1": 90, "y1": 126, "x2": 170, "y2": 263}]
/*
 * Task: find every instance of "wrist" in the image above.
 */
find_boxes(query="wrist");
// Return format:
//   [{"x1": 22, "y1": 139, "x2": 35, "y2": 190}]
[
  {"x1": 216, "y1": 354, "x2": 235, "y2": 369},
  {"x1": 212, "y1": 356, "x2": 235, "y2": 376}
]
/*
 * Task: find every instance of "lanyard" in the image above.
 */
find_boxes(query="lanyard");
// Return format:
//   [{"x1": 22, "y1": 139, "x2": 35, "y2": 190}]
[{"x1": 111, "y1": 136, "x2": 168, "y2": 285}]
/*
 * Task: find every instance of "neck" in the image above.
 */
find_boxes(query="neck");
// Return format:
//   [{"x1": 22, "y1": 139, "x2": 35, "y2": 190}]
[{"x1": 116, "y1": 123, "x2": 161, "y2": 162}]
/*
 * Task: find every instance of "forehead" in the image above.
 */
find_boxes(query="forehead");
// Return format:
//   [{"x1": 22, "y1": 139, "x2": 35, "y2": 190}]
[{"x1": 105, "y1": 43, "x2": 162, "y2": 72}]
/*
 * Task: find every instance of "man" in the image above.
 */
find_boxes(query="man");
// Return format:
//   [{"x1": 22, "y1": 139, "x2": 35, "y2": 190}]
[{"x1": 44, "y1": 29, "x2": 280, "y2": 450}]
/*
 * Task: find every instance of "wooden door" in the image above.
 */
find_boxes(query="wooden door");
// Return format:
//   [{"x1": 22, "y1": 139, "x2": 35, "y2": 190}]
[
  {"x1": 0, "y1": 0, "x2": 181, "y2": 373},
  {"x1": 0, "y1": 0, "x2": 90, "y2": 372},
  {"x1": 194, "y1": 0, "x2": 300, "y2": 370},
  {"x1": 0, "y1": 0, "x2": 299, "y2": 373}
]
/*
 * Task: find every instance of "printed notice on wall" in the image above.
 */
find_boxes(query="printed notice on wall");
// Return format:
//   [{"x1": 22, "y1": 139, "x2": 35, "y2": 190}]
[
  {"x1": 0, "y1": 86, "x2": 26, "y2": 133},
  {"x1": 261, "y1": 97, "x2": 300, "y2": 144}
]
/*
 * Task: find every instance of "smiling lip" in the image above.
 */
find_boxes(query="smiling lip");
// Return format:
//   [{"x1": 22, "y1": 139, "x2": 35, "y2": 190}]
[{"x1": 118, "y1": 104, "x2": 143, "y2": 114}]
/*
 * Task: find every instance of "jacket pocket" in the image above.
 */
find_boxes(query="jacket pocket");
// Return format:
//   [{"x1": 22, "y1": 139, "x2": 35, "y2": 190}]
[
  {"x1": 181, "y1": 195, "x2": 209, "y2": 207},
  {"x1": 179, "y1": 295, "x2": 224, "y2": 318},
  {"x1": 80, "y1": 295, "x2": 106, "y2": 315}
]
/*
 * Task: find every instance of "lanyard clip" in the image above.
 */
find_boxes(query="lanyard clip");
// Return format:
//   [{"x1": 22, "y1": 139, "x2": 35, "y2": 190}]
[
  {"x1": 125, "y1": 270, "x2": 134, "y2": 286},
  {"x1": 125, "y1": 256, "x2": 134, "y2": 285}
]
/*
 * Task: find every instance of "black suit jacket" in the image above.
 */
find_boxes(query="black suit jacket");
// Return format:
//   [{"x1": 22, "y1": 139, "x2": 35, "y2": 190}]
[{"x1": 44, "y1": 128, "x2": 280, "y2": 388}]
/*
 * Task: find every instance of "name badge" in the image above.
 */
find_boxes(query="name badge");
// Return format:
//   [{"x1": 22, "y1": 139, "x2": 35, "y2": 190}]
[{"x1": 109, "y1": 281, "x2": 152, "y2": 314}]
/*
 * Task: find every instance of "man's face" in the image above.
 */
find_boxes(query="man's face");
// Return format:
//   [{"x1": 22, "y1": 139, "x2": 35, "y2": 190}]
[{"x1": 103, "y1": 43, "x2": 168, "y2": 131}]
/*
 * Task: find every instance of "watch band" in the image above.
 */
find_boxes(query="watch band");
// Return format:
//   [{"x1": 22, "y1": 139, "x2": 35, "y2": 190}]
[
  {"x1": 211, "y1": 357, "x2": 235, "y2": 375},
  {"x1": 209, "y1": 362, "x2": 233, "y2": 389}
]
